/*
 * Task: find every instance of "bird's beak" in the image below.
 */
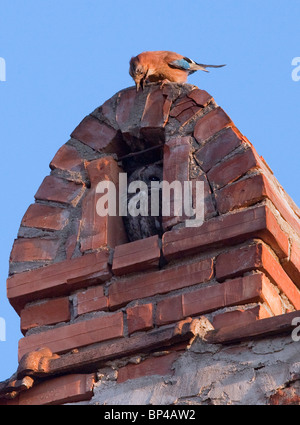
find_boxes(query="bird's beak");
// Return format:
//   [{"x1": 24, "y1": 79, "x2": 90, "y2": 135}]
[{"x1": 136, "y1": 80, "x2": 141, "y2": 92}]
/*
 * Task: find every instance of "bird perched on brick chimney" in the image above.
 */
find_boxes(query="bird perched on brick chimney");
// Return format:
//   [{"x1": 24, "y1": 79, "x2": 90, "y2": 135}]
[{"x1": 129, "y1": 50, "x2": 225, "y2": 91}]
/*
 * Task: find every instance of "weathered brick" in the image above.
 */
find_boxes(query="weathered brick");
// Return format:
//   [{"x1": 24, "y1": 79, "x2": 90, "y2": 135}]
[
  {"x1": 162, "y1": 136, "x2": 191, "y2": 229},
  {"x1": 191, "y1": 171, "x2": 217, "y2": 221},
  {"x1": 187, "y1": 89, "x2": 212, "y2": 106},
  {"x1": 50, "y1": 144, "x2": 84, "y2": 172},
  {"x1": 216, "y1": 242, "x2": 300, "y2": 309},
  {"x1": 194, "y1": 127, "x2": 243, "y2": 172},
  {"x1": 207, "y1": 147, "x2": 261, "y2": 190},
  {"x1": 170, "y1": 99, "x2": 195, "y2": 118},
  {"x1": 21, "y1": 203, "x2": 69, "y2": 231},
  {"x1": 109, "y1": 258, "x2": 213, "y2": 309},
  {"x1": 215, "y1": 173, "x2": 268, "y2": 214},
  {"x1": 117, "y1": 352, "x2": 179, "y2": 383},
  {"x1": 18, "y1": 312, "x2": 124, "y2": 360},
  {"x1": 65, "y1": 219, "x2": 80, "y2": 260},
  {"x1": 35, "y1": 175, "x2": 85, "y2": 206},
  {"x1": 194, "y1": 107, "x2": 232, "y2": 144},
  {"x1": 126, "y1": 303, "x2": 153, "y2": 335},
  {"x1": 141, "y1": 87, "x2": 171, "y2": 128},
  {"x1": 71, "y1": 115, "x2": 125, "y2": 156},
  {"x1": 269, "y1": 383, "x2": 300, "y2": 405},
  {"x1": 7, "y1": 250, "x2": 111, "y2": 314},
  {"x1": 183, "y1": 273, "x2": 282, "y2": 318},
  {"x1": 20, "y1": 297, "x2": 71, "y2": 334},
  {"x1": 282, "y1": 239, "x2": 300, "y2": 288},
  {"x1": 212, "y1": 305, "x2": 271, "y2": 330},
  {"x1": 76, "y1": 285, "x2": 108, "y2": 316},
  {"x1": 206, "y1": 310, "x2": 300, "y2": 345},
  {"x1": 162, "y1": 205, "x2": 289, "y2": 262},
  {"x1": 156, "y1": 295, "x2": 183, "y2": 326},
  {"x1": 176, "y1": 105, "x2": 202, "y2": 124},
  {"x1": 216, "y1": 242, "x2": 263, "y2": 280},
  {"x1": 13, "y1": 373, "x2": 95, "y2": 405},
  {"x1": 10, "y1": 238, "x2": 60, "y2": 263},
  {"x1": 79, "y1": 157, "x2": 128, "y2": 252},
  {"x1": 153, "y1": 273, "x2": 281, "y2": 325},
  {"x1": 115, "y1": 87, "x2": 138, "y2": 130},
  {"x1": 215, "y1": 171, "x2": 300, "y2": 239},
  {"x1": 112, "y1": 235, "x2": 161, "y2": 276}
]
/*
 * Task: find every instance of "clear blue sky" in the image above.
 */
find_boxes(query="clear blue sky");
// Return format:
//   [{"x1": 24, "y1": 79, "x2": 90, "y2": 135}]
[{"x1": 0, "y1": 0, "x2": 299, "y2": 382}]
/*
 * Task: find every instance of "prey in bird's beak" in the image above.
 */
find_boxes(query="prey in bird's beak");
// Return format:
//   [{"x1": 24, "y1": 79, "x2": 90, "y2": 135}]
[{"x1": 134, "y1": 76, "x2": 143, "y2": 92}]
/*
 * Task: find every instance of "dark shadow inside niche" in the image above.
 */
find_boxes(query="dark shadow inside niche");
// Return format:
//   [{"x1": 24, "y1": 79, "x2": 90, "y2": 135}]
[{"x1": 118, "y1": 139, "x2": 164, "y2": 242}]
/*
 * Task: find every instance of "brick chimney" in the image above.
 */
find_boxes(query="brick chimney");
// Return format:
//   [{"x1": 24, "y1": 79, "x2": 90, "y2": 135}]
[{"x1": 1, "y1": 83, "x2": 300, "y2": 405}]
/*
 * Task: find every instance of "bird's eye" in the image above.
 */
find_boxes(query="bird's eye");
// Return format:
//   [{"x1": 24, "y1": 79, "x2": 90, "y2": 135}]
[{"x1": 149, "y1": 175, "x2": 160, "y2": 182}]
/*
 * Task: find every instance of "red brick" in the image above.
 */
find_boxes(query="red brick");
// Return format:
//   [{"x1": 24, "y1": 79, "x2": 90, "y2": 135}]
[
  {"x1": 162, "y1": 205, "x2": 289, "y2": 262},
  {"x1": 269, "y1": 384, "x2": 300, "y2": 405},
  {"x1": 187, "y1": 89, "x2": 212, "y2": 106},
  {"x1": 50, "y1": 144, "x2": 84, "y2": 172},
  {"x1": 141, "y1": 86, "x2": 171, "y2": 130},
  {"x1": 162, "y1": 136, "x2": 191, "y2": 229},
  {"x1": 216, "y1": 242, "x2": 300, "y2": 309},
  {"x1": 183, "y1": 273, "x2": 282, "y2": 318},
  {"x1": 79, "y1": 157, "x2": 128, "y2": 252},
  {"x1": 194, "y1": 107, "x2": 232, "y2": 144},
  {"x1": 215, "y1": 173, "x2": 267, "y2": 214},
  {"x1": 126, "y1": 303, "x2": 153, "y2": 335},
  {"x1": 115, "y1": 87, "x2": 137, "y2": 129},
  {"x1": 71, "y1": 115, "x2": 125, "y2": 156},
  {"x1": 206, "y1": 310, "x2": 300, "y2": 345},
  {"x1": 18, "y1": 312, "x2": 124, "y2": 360},
  {"x1": 65, "y1": 219, "x2": 80, "y2": 260},
  {"x1": 156, "y1": 295, "x2": 183, "y2": 326},
  {"x1": 216, "y1": 242, "x2": 263, "y2": 281},
  {"x1": 109, "y1": 258, "x2": 213, "y2": 309},
  {"x1": 21, "y1": 203, "x2": 69, "y2": 231},
  {"x1": 207, "y1": 147, "x2": 261, "y2": 190},
  {"x1": 176, "y1": 105, "x2": 202, "y2": 125},
  {"x1": 152, "y1": 273, "x2": 280, "y2": 326},
  {"x1": 20, "y1": 297, "x2": 71, "y2": 334},
  {"x1": 215, "y1": 171, "x2": 300, "y2": 238},
  {"x1": 100, "y1": 97, "x2": 118, "y2": 127},
  {"x1": 117, "y1": 352, "x2": 179, "y2": 383},
  {"x1": 283, "y1": 239, "x2": 300, "y2": 288},
  {"x1": 15, "y1": 373, "x2": 95, "y2": 405},
  {"x1": 112, "y1": 235, "x2": 161, "y2": 276},
  {"x1": 170, "y1": 100, "x2": 196, "y2": 118},
  {"x1": 10, "y1": 238, "x2": 60, "y2": 263},
  {"x1": 195, "y1": 127, "x2": 243, "y2": 172},
  {"x1": 191, "y1": 172, "x2": 217, "y2": 221},
  {"x1": 212, "y1": 305, "x2": 271, "y2": 329},
  {"x1": 35, "y1": 175, "x2": 85, "y2": 206},
  {"x1": 7, "y1": 250, "x2": 111, "y2": 314},
  {"x1": 76, "y1": 285, "x2": 108, "y2": 316}
]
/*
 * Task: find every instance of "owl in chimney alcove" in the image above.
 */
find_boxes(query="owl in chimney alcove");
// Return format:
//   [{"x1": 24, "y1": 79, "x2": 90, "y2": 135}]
[{"x1": 122, "y1": 163, "x2": 163, "y2": 241}]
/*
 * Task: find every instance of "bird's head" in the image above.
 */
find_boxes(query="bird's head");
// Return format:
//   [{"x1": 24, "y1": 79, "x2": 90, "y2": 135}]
[{"x1": 129, "y1": 56, "x2": 147, "y2": 91}]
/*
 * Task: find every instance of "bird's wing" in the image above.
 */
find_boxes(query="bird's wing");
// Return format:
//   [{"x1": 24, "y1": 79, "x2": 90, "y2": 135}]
[
  {"x1": 169, "y1": 56, "x2": 226, "y2": 73},
  {"x1": 168, "y1": 56, "x2": 210, "y2": 73},
  {"x1": 168, "y1": 57, "x2": 197, "y2": 71}
]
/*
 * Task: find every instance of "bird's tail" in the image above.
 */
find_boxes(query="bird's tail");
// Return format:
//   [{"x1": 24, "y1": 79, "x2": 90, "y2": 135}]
[{"x1": 192, "y1": 62, "x2": 226, "y2": 73}]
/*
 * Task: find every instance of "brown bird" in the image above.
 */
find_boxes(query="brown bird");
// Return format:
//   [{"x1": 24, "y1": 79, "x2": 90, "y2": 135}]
[{"x1": 129, "y1": 50, "x2": 226, "y2": 91}]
